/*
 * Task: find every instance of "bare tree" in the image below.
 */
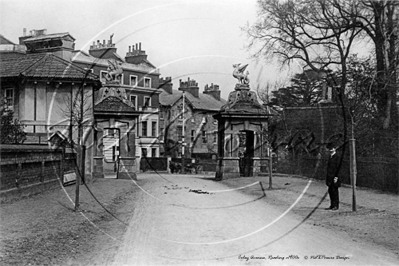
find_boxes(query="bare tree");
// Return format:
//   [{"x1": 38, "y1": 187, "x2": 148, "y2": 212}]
[
  {"x1": 255, "y1": 80, "x2": 287, "y2": 105},
  {"x1": 246, "y1": 0, "x2": 367, "y2": 211},
  {"x1": 60, "y1": 83, "x2": 94, "y2": 211},
  {"x1": 349, "y1": 1, "x2": 398, "y2": 130}
]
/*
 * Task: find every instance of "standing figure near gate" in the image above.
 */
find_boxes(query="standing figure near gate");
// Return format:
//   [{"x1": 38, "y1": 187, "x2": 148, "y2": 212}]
[{"x1": 325, "y1": 147, "x2": 341, "y2": 210}]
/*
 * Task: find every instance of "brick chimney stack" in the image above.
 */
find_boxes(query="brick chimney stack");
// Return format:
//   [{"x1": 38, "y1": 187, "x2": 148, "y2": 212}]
[
  {"x1": 178, "y1": 77, "x2": 199, "y2": 98},
  {"x1": 160, "y1": 77, "x2": 173, "y2": 94},
  {"x1": 88, "y1": 34, "x2": 117, "y2": 59},
  {"x1": 125, "y1": 42, "x2": 148, "y2": 64},
  {"x1": 203, "y1": 83, "x2": 221, "y2": 101}
]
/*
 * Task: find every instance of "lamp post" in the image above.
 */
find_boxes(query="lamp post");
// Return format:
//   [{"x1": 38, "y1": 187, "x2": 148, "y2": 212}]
[{"x1": 181, "y1": 91, "x2": 186, "y2": 173}]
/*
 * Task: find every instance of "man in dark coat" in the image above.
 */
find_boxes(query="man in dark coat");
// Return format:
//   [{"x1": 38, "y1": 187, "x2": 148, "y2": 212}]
[{"x1": 326, "y1": 147, "x2": 341, "y2": 210}]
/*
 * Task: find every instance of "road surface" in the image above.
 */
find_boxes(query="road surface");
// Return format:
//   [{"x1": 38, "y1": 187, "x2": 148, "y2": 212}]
[{"x1": 111, "y1": 173, "x2": 398, "y2": 266}]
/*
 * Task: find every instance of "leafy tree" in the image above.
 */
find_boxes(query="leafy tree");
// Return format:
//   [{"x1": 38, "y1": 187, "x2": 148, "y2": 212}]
[
  {"x1": 0, "y1": 99, "x2": 26, "y2": 144},
  {"x1": 269, "y1": 70, "x2": 326, "y2": 107}
]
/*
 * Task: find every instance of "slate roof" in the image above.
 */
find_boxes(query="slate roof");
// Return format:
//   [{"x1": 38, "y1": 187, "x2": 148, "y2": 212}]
[
  {"x1": 72, "y1": 51, "x2": 159, "y2": 74},
  {"x1": 159, "y1": 89, "x2": 226, "y2": 111},
  {"x1": 0, "y1": 53, "x2": 99, "y2": 81}
]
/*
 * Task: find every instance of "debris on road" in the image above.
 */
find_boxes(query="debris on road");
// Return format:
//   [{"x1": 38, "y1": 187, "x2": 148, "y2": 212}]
[{"x1": 189, "y1": 189, "x2": 210, "y2": 194}]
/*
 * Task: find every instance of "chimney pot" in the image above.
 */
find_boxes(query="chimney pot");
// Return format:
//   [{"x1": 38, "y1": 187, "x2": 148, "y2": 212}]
[
  {"x1": 139, "y1": 42, "x2": 141, "y2": 50},
  {"x1": 135, "y1": 43, "x2": 138, "y2": 50},
  {"x1": 103, "y1": 40, "x2": 105, "y2": 45},
  {"x1": 129, "y1": 46, "x2": 131, "y2": 52},
  {"x1": 23, "y1": 28, "x2": 26, "y2": 37}
]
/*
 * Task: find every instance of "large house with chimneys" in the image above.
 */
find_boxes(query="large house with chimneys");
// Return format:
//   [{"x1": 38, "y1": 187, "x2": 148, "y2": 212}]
[
  {"x1": 158, "y1": 77, "x2": 226, "y2": 158},
  {"x1": 71, "y1": 36, "x2": 162, "y2": 161},
  {"x1": 1, "y1": 28, "x2": 228, "y2": 177}
]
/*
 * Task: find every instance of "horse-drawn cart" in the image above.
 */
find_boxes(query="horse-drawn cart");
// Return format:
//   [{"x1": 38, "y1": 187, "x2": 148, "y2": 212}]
[{"x1": 169, "y1": 161, "x2": 203, "y2": 174}]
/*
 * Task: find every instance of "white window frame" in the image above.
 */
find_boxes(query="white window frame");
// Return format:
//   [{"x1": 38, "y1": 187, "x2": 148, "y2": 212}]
[
  {"x1": 141, "y1": 121, "x2": 148, "y2": 137},
  {"x1": 119, "y1": 74, "x2": 124, "y2": 85},
  {"x1": 141, "y1": 148, "x2": 147, "y2": 157},
  {"x1": 144, "y1": 96, "x2": 151, "y2": 107},
  {"x1": 151, "y1": 147, "x2": 157, "y2": 157},
  {"x1": 144, "y1": 77, "x2": 151, "y2": 88},
  {"x1": 177, "y1": 126, "x2": 183, "y2": 141},
  {"x1": 202, "y1": 130, "x2": 207, "y2": 143},
  {"x1": 159, "y1": 125, "x2": 164, "y2": 142},
  {"x1": 130, "y1": 75, "x2": 138, "y2": 86},
  {"x1": 130, "y1": 95, "x2": 137, "y2": 110},
  {"x1": 4, "y1": 88, "x2": 14, "y2": 109},
  {"x1": 100, "y1": 70, "x2": 108, "y2": 83},
  {"x1": 191, "y1": 130, "x2": 195, "y2": 142},
  {"x1": 151, "y1": 121, "x2": 157, "y2": 137}
]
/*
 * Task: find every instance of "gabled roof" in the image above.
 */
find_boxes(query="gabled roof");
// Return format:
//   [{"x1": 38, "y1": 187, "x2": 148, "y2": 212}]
[
  {"x1": 94, "y1": 96, "x2": 137, "y2": 114},
  {"x1": 0, "y1": 34, "x2": 15, "y2": 45},
  {"x1": 159, "y1": 89, "x2": 226, "y2": 111},
  {"x1": 0, "y1": 53, "x2": 99, "y2": 80}
]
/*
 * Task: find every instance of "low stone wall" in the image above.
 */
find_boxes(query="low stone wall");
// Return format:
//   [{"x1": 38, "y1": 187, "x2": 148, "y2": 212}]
[{"x1": 0, "y1": 145, "x2": 76, "y2": 202}]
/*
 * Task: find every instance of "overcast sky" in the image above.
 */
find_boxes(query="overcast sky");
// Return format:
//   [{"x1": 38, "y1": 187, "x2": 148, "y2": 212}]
[{"x1": 0, "y1": 0, "x2": 297, "y2": 99}]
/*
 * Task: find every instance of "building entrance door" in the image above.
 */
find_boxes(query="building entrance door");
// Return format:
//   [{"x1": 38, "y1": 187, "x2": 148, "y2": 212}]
[
  {"x1": 103, "y1": 128, "x2": 120, "y2": 178},
  {"x1": 239, "y1": 130, "x2": 254, "y2": 177}
]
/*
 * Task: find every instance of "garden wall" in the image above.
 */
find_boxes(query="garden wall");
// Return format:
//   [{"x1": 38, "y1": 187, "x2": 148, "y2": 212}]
[
  {"x1": 276, "y1": 155, "x2": 398, "y2": 193},
  {"x1": 0, "y1": 145, "x2": 76, "y2": 202}
]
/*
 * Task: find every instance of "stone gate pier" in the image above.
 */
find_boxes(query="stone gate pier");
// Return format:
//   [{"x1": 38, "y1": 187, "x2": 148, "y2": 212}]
[{"x1": 213, "y1": 64, "x2": 273, "y2": 180}]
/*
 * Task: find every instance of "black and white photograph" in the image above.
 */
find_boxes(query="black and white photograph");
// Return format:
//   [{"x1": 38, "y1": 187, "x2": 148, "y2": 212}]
[{"x1": 0, "y1": 0, "x2": 398, "y2": 265}]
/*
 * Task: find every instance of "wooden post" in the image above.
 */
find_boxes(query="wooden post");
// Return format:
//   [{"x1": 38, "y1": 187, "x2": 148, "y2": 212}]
[
  {"x1": 75, "y1": 146, "x2": 81, "y2": 211},
  {"x1": 81, "y1": 145, "x2": 86, "y2": 184},
  {"x1": 350, "y1": 119, "x2": 357, "y2": 212},
  {"x1": 268, "y1": 144, "x2": 273, "y2": 189}
]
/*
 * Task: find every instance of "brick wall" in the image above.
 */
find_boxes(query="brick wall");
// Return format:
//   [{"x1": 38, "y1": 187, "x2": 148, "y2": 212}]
[
  {"x1": 0, "y1": 145, "x2": 76, "y2": 198},
  {"x1": 273, "y1": 105, "x2": 398, "y2": 193}
]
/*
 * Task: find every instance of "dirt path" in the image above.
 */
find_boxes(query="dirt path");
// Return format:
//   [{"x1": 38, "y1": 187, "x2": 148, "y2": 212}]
[{"x1": 110, "y1": 173, "x2": 398, "y2": 266}]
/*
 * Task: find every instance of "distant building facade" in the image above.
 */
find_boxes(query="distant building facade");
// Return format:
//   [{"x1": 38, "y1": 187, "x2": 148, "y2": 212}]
[
  {"x1": 71, "y1": 36, "x2": 162, "y2": 160},
  {"x1": 159, "y1": 77, "x2": 225, "y2": 158}
]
